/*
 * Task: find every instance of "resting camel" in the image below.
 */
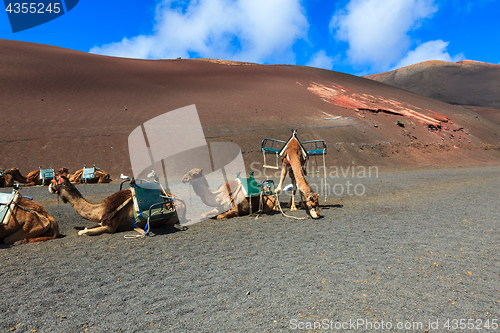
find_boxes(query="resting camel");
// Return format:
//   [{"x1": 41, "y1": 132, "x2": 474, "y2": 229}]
[
  {"x1": 68, "y1": 168, "x2": 111, "y2": 184},
  {"x1": 181, "y1": 168, "x2": 277, "y2": 219},
  {"x1": 48, "y1": 175, "x2": 187, "y2": 236},
  {"x1": 4, "y1": 167, "x2": 68, "y2": 186},
  {"x1": 275, "y1": 131, "x2": 320, "y2": 219},
  {"x1": 5, "y1": 167, "x2": 46, "y2": 186},
  {"x1": 0, "y1": 171, "x2": 14, "y2": 187},
  {"x1": 0, "y1": 190, "x2": 59, "y2": 243}
]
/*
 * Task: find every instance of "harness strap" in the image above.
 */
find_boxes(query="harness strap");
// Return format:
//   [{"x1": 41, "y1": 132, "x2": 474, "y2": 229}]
[
  {"x1": 100, "y1": 197, "x2": 132, "y2": 223},
  {"x1": 220, "y1": 182, "x2": 243, "y2": 208},
  {"x1": 14, "y1": 202, "x2": 53, "y2": 229}
]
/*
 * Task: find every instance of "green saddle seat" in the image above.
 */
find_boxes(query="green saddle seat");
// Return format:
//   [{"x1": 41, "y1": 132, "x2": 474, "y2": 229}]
[
  {"x1": 237, "y1": 172, "x2": 262, "y2": 198},
  {"x1": 130, "y1": 179, "x2": 175, "y2": 225},
  {"x1": 237, "y1": 172, "x2": 275, "y2": 197}
]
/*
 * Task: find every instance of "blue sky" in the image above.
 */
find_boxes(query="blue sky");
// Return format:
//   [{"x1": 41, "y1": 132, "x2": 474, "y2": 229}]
[{"x1": 1, "y1": 0, "x2": 499, "y2": 75}]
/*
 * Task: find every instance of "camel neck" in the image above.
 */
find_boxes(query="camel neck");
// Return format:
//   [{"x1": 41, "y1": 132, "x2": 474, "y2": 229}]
[
  {"x1": 189, "y1": 176, "x2": 223, "y2": 207},
  {"x1": 60, "y1": 186, "x2": 103, "y2": 222},
  {"x1": 287, "y1": 144, "x2": 312, "y2": 195},
  {"x1": 13, "y1": 171, "x2": 27, "y2": 183}
]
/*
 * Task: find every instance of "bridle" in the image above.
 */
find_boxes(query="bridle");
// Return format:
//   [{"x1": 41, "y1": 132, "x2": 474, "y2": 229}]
[{"x1": 50, "y1": 175, "x2": 66, "y2": 194}]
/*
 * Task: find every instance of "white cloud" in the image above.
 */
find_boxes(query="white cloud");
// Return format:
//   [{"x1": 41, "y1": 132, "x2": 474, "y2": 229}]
[
  {"x1": 330, "y1": 0, "x2": 438, "y2": 71},
  {"x1": 393, "y1": 40, "x2": 465, "y2": 69},
  {"x1": 90, "y1": 0, "x2": 308, "y2": 64},
  {"x1": 306, "y1": 50, "x2": 337, "y2": 70}
]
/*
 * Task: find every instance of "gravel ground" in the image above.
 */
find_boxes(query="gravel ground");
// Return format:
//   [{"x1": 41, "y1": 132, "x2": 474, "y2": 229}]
[{"x1": 0, "y1": 166, "x2": 499, "y2": 332}]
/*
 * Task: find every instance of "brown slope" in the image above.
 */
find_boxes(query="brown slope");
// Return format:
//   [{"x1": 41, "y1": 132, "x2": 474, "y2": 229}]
[
  {"x1": 1, "y1": 40, "x2": 500, "y2": 180},
  {"x1": 364, "y1": 60, "x2": 500, "y2": 123}
]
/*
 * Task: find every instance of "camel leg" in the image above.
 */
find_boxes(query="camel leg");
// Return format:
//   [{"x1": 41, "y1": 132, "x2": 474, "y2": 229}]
[
  {"x1": 78, "y1": 224, "x2": 117, "y2": 236},
  {"x1": 289, "y1": 176, "x2": 298, "y2": 211},
  {"x1": 216, "y1": 208, "x2": 239, "y2": 219},
  {"x1": 3, "y1": 221, "x2": 49, "y2": 243},
  {"x1": 201, "y1": 208, "x2": 219, "y2": 219},
  {"x1": 275, "y1": 161, "x2": 288, "y2": 194},
  {"x1": 299, "y1": 192, "x2": 306, "y2": 209}
]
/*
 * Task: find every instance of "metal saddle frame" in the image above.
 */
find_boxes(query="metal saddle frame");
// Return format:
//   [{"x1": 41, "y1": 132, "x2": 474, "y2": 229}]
[
  {"x1": 0, "y1": 184, "x2": 30, "y2": 225},
  {"x1": 120, "y1": 178, "x2": 175, "y2": 235},
  {"x1": 236, "y1": 171, "x2": 277, "y2": 214},
  {"x1": 39, "y1": 166, "x2": 55, "y2": 185},
  {"x1": 81, "y1": 164, "x2": 100, "y2": 183},
  {"x1": 261, "y1": 130, "x2": 327, "y2": 200}
]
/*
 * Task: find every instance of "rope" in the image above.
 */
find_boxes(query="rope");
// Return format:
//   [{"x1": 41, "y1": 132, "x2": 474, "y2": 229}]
[
  {"x1": 252, "y1": 191, "x2": 307, "y2": 220},
  {"x1": 274, "y1": 193, "x2": 307, "y2": 220},
  {"x1": 124, "y1": 212, "x2": 148, "y2": 239},
  {"x1": 100, "y1": 197, "x2": 132, "y2": 223}
]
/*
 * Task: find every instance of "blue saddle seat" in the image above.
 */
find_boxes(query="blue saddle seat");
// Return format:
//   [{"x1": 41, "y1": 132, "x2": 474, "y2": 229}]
[
  {"x1": 39, "y1": 167, "x2": 54, "y2": 182},
  {"x1": 0, "y1": 190, "x2": 19, "y2": 224},
  {"x1": 81, "y1": 164, "x2": 98, "y2": 183}
]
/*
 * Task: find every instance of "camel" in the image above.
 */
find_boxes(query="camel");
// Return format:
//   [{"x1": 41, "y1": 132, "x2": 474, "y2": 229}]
[
  {"x1": 181, "y1": 168, "x2": 277, "y2": 219},
  {"x1": 5, "y1": 167, "x2": 46, "y2": 186},
  {"x1": 68, "y1": 167, "x2": 111, "y2": 184},
  {"x1": 5, "y1": 167, "x2": 69, "y2": 186},
  {"x1": 48, "y1": 175, "x2": 187, "y2": 236},
  {"x1": 0, "y1": 170, "x2": 14, "y2": 187},
  {"x1": 275, "y1": 131, "x2": 320, "y2": 219},
  {"x1": 0, "y1": 189, "x2": 59, "y2": 243}
]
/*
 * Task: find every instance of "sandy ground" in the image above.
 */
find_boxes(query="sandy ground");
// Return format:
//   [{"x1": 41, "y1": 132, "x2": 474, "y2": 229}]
[{"x1": 1, "y1": 166, "x2": 499, "y2": 332}]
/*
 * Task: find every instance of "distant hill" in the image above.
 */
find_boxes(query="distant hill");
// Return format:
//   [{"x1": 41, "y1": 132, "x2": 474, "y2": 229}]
[
  {"x1": 364, "y1": 60, "x2": 500, "y2": 124},
  {"x1": 1, "y1": 40, "x2": 500, "y2": 179}
]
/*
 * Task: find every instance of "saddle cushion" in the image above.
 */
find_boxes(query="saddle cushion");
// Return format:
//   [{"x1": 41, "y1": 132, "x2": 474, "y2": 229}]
[
  {"x1": 131, "y1": 182, "x2": 175, "y2": 223},
  {"x1": 0, "y1": 191, "x2": 20, "y2": 225}
]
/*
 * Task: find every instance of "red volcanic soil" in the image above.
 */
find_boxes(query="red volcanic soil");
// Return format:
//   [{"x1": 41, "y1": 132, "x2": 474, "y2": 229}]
[
  {"x1": 1, "y1": 40, "x2": 500, "y2": 179},
  {"x1": 365, "y1": 60, "x2": 500, "y2": 124}
]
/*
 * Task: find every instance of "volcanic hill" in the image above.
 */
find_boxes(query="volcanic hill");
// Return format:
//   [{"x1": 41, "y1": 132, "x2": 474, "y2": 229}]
[
  {"x1": 1, "y1": 40, "x2": 500, "y2": 179},
  {"x1": 365, "y1": 60, "x2": 500, "y2": 124}
]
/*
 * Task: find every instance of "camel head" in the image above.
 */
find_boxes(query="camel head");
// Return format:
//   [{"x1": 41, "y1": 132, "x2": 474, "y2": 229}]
[
  {"x1": 306, "y1": 191, "x2": 320, "y2": 219},
  {"x1": 49, "y1": 175, "x2": 76, "y2": 203},
  {"x1": 57, "y1": 167, "x2": 70, "y2": 177},
  {"x1": 182, "y1": 168, "x2": 204, "y2": 183},
  {"x1": 4, "y1": 167, "x2": 19, "y2": 175}
]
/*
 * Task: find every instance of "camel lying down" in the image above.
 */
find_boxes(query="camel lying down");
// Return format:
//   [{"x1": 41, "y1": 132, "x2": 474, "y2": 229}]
[
  {"x1": 49, "y1": 175, "x2": 187, "y2": 236},
  {"x1": 181, "y1": 168, "x2": 277, "y2": 219},
  {"x1": 1, "y1": 189, "x2": 59, "y2": 243}
]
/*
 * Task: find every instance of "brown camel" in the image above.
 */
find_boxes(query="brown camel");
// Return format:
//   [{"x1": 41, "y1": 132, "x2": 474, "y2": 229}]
[
  {"x1": 5, "y1": 167, "x2": 45, "y2": 186},
  {"x1": 5, "y1": 167, "x2": 69, "y2": 186},
  {"x1": 181, "y1": 168, "x2": 277, "y2": 219},
  {"x1": 1, "y1": 189, "x2": 59, "y2": 243},
  {"x1": 275, "y1": 132, "x2": 320, "y2": 219},
  {"x1": 68, "y1": 168, "x2": 111, "y2": 184},
  {"x1": 48, "y1": 175, "x2": 187, "y2": 236},
  {"x1": 0, "y1": 170, "x2": 14, "y2": 187}
]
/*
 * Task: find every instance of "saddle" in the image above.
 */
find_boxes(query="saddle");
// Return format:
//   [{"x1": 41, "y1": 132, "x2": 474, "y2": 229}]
[
  {"x1": 122, "y1": 178, "x2": 176, "y2": 235},
  {"x1": 236, "y1": 172, "x2": 277, "y2": 214},
  {"x1": 0, "y1": 190, "x2": 20, "y2": 225}
]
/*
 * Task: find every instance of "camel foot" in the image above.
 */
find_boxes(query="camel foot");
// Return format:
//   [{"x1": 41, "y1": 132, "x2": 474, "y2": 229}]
[
  {"x1": 175, "y1": 223, "x2": 188, "y2": 231},
  {"x1": 78, "y1": 228, "x2": 88, "y2": 236}
]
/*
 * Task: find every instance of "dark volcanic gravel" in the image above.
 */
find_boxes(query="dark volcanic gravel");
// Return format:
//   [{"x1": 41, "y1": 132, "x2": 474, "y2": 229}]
[{"x1": 1, "y1": 166, "x2": 499, "y2": 332}]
